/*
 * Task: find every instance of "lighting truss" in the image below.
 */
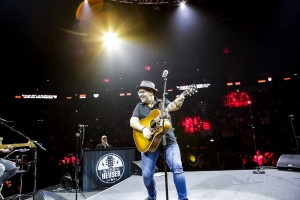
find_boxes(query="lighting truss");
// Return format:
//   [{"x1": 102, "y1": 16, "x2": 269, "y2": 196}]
[{"x1": 109, "y1": 0, "x2": 183, "y2": 5}]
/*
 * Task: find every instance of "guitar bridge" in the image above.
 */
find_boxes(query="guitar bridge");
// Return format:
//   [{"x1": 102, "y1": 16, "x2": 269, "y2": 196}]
[{"x1": 150, "y1": 127, "x2": 158, "y2": 133}]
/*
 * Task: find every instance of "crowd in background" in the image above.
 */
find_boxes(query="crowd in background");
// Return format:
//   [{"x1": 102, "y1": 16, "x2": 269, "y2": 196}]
[{"x1": 0, "y1": 76, "x2": 299, "y2": 195}]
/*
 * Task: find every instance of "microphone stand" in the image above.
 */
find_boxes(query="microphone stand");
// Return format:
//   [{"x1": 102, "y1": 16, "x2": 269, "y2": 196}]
[
  {"x1": 248, "y1": 102, "x2": 265, "y2": 174},
  {"x1": 13, "y1": 155, "x2": 26, "y2": 200},
  {"x1": 161, "y1": 72, "x2": 169, "y2": 200},
  {"x1": 75, "y1": 125, "x2": 87, "y2": 200},
  {"x1": 0, "y1": 120, "x2": 46, "y2": 200},
  {"x1": 288, "y1": 115, "x2": 299, "y2": 154},
  {"x1": 75, "y1": 132, "x2": 80, "y2": 200},
  {"x1": 27, "y1": 141, "x2": 45, "y2": 200}
]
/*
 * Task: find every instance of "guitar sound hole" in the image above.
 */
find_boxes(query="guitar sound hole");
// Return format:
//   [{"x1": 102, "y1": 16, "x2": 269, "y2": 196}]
[{"x1": 150, "y1": 120, "x2": 157, "y2": 129}]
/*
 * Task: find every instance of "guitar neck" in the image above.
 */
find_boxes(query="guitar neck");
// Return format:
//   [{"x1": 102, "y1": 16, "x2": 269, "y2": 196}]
[{"x1": 0, "y1": 143, "x2": 30, "y2": 149}]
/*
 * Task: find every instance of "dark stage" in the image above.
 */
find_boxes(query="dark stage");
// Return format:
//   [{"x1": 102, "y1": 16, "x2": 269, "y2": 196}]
[{"x1": 9, "y1": 168, "x2": 300, "y2": 200}]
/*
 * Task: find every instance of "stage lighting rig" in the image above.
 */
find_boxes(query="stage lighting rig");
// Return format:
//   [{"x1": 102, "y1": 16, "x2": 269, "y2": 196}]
[{"x1": 108, "y1": 0, "x2": 185, "y2": 6}]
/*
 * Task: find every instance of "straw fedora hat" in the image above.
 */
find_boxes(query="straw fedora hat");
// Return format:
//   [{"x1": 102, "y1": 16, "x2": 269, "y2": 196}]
[{"x1": 136, "y1": 80, "x2": 158, "y2": 94}]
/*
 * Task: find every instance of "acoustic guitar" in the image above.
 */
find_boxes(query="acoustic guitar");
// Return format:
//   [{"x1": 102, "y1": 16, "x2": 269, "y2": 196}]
[{"x1": 133, "y1": 84, "x2": 198, "y2": 153}]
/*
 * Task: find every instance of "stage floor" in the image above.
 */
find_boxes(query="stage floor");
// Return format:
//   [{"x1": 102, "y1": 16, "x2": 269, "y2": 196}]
[{"x1": 7, "y1": 168, "x2": 300, "y2": 200}]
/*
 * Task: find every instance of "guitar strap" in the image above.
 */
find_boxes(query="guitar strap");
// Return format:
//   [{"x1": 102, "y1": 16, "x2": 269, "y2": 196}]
[{"x1": 151, "y1": 98, "x2": 163, "y2": 110}]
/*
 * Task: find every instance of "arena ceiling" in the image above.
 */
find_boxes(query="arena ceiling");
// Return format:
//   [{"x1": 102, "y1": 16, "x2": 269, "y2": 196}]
[{"x1": 1, "y1": 0, "x2": 299, "y2": 95}]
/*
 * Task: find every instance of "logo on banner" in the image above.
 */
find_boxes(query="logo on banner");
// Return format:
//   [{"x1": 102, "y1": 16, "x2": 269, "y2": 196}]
[{"x1": 96, "y1": 153, "x2": 125, "y2": 183}]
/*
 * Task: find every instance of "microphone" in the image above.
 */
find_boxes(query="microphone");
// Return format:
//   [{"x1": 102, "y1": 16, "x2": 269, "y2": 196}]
[
  {"x1": 20, "y1": 148, "x2": 30, "y2": 152},
  {"x1": 15, "y1": 148, "x2": 30, "y2": 152},
  {"x1": 162, "y1": 70, "x2": 168, "y2": 78},
  {"x1": 78, "y1": 124, "x2": 88, "y2": 127},
  {"x1": 288, "y1": 115, "x2": 294, "y2": 120}
]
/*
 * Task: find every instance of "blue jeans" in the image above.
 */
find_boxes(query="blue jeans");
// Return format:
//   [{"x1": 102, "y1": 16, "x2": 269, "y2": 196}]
[
  {"x1": 141, "y1": 143, "x2": 188, "y2": 200},
  {"x1": 0, "y1": 158, "x2": 20, "y2": 185}
]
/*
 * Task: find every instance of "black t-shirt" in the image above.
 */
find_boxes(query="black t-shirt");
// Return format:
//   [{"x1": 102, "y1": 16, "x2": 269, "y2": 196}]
[
  {"x1": 95, "y1": 143, "x2": 113, "y2": 149},
  {"x1": 131, "y1": 97, "x2": 177, "y2": 146}
]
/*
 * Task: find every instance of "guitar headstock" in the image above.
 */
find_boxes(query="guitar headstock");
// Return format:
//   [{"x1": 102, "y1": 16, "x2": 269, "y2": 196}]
[
  {"x1": 182, "y1": 84, "x2": 198, "y2": 97},
  {"x1": 28, "y1": 140, "x2": 36, "y2": 148}
]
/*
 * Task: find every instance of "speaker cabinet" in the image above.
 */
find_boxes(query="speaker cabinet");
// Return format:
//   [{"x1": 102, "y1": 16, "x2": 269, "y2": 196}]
[
  {"x1": 132, "y1": 160, "x2": 158, "y2": 175},
  {"x1": 35, "y1": 190, "x2": 68, "y2": 200},
  {"x1": 276, "y1": 154, "x2": 300, "y2": 171}
]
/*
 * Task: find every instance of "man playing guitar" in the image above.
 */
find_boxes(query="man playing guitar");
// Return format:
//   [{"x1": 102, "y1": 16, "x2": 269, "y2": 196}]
[{"x1": 130, "y1": 80, "x2": 192, "y2": 200}]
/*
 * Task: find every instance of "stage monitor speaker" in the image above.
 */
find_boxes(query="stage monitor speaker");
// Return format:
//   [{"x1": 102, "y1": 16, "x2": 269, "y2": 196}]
[
  {"x1": 276, "y1": 154, "x2": 300, "y2": 171},
  {"x1": 35, "y1": 190, "x2": 68, "y2": 200},
  {"x1": 132, "y1": 160, "x2": 158, "y2": 176},
  {"x1": 61, "y1": 174, "x2": 74, "y2": 190},
  {"x1": 132, "y1": 160, "x2": 142, "y2": 175}
]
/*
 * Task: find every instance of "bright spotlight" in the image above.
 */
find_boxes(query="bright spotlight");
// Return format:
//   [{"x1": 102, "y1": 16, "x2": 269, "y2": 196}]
[
  {"x1": 93, "y1": 94, "x2": 99, "y2": 98},
  {"x1": 179, "y1": 0, "x2": 186, "y2": 7},
  {"x1": 102, "y1": 32, "x2": 120, "y2": 49}
]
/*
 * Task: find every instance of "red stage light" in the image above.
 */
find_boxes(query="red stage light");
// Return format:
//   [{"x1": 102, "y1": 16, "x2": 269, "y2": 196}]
[
  {"x1": 181, "y1": 116, "x2": 211, "y2": 135},
  {"x1": 103, "y1": 78, "x2": 110, "y2": 83},
  {"x1": 224, "y1": 91, "x2": 251, "y2": 108},
  {"x1": 145, "y1": 66, "x2": 151, "y2": 71}
]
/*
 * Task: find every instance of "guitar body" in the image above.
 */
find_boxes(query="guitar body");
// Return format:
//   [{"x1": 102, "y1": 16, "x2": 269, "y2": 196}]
[{"x1": 133, "y1": 109, "x2": 171, "y2": 153}]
